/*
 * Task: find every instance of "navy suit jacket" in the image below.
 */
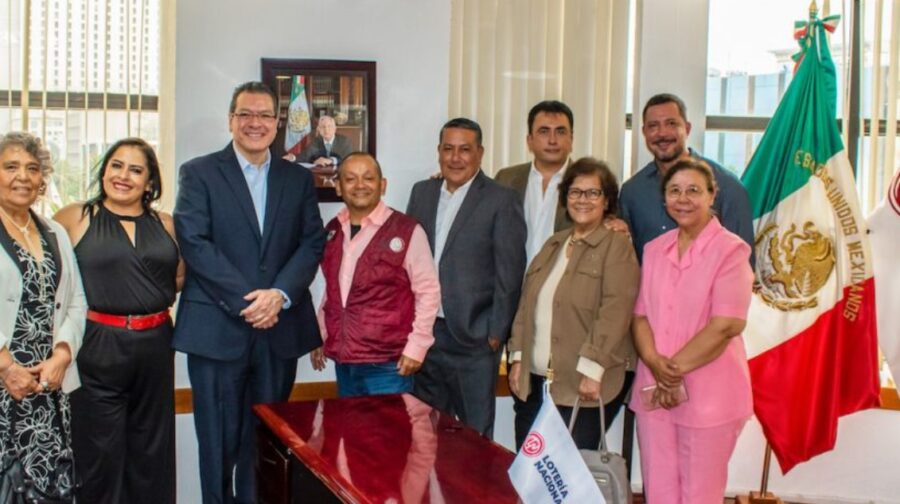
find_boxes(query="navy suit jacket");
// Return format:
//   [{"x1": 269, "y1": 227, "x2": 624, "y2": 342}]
[{"x1": 173, "y1": 143, "x2": 325, "y2": 360}]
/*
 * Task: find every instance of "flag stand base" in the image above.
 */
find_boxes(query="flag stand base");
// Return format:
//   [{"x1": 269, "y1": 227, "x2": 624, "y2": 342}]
[
  {"x1": 736, "y1": 491, "x2": 785, "y2": 504},
  {"x1": 740, "y1": 444, "x2": 783, "y2": 504}
]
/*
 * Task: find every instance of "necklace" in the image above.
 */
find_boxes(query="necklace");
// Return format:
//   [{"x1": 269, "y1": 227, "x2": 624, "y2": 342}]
[
  {"x1": 0, "y1": 207, "x2": 51, "y2": 303},
  {"x1": 0, "y1": 205, "x2": 32, "y2": 235}
]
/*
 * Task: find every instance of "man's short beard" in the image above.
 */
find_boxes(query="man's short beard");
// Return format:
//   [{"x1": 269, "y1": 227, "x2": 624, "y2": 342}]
[{"x1": 654, "y1": 145, "x2": 684, "y2": 163}]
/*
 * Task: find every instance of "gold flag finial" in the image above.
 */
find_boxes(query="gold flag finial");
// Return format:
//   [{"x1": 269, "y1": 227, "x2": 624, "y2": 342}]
[{"x1": 809, "y1": 0, "x2": 818, "y2": 16}]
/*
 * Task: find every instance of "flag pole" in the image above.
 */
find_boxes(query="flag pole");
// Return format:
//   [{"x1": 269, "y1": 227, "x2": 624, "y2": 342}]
[
  {"x1": 760, "y1": 444, "x2": 773, "y2": 494},
  {"x1": 736, "y1": 444, "x2": 784, "y2": 504}
]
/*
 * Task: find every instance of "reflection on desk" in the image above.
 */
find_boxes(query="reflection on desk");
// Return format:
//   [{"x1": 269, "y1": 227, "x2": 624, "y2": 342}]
[{"x1": 254, "y1": 394, "x2": 518, "y2": 504}]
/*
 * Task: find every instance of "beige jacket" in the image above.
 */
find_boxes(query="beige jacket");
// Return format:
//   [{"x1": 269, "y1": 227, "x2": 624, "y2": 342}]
[{"x1": 508, "y1": 225, "x2": 640, "y2": 407}]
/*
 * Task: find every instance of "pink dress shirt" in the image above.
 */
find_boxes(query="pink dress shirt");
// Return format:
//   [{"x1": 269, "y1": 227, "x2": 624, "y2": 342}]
[
  {"x1": 317, "y1": 202, "x2": 440, "y2": 363},
  {"x1": 629, "y1": 217, "x2": 754, "y2": 428}
]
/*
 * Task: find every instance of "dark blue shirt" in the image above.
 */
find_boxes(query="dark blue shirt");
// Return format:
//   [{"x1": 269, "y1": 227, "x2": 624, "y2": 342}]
[{"x1": 619, "y1": 150, "x2": 755, "y2": 265}]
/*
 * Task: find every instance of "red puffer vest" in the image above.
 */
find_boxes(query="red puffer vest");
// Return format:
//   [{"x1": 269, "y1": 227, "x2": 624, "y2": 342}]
[{"x1": 321, "y1": 210, "x2": 417, "y2": 363}]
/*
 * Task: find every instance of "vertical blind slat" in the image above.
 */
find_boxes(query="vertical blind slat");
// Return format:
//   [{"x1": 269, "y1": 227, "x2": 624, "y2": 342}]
[
  {"x1": 867, "y1": 0, "x2": 885, "y2": 210},
  {"x1": 883, "y1": 0, "x2": 900, "y2": 195}
]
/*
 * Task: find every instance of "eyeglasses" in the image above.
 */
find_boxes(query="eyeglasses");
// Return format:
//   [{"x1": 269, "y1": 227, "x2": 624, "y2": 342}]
[
  {"x1": 567, "y1": 188, "x2": 604, "y2": 201},
  {"x1": 232, "y1": 111, "x2": 277, "y2": 123},
  {"x1": 665, "y1": 185, "x2": 707, "y2": 199}
]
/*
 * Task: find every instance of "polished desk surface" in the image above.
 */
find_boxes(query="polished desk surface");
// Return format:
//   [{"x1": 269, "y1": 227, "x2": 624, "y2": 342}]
[{"x1": 254, "y1": 394, "x2": 519, "y2": 503}]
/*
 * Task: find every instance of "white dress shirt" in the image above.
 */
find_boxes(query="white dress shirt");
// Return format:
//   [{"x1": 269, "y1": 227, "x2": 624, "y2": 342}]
[
  {"x1": 432, "y1": 176, "x2": 475, "y2": 317},
  {"x1": 524, "y1": 162, "x2": 564, "y2": 265}
]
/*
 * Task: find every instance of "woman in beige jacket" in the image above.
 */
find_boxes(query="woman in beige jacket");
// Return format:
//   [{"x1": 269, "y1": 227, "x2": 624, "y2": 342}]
[{"x1": 507, "y1": 157, "x2": 640, "y2": 450}]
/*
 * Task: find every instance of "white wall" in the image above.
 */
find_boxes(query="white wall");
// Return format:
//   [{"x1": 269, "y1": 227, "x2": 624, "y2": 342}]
[
  {"x1": 174, "y1": 1, "x2": 451, "y2": 501},
  {"x1": 631, "y1": 0, "x2": 710, "y2": 172}
]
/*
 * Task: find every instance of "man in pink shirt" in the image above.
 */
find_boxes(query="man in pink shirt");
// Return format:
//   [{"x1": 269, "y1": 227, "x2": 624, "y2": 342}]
[{"x1": 312, "y1": 152, "x2": 441, "y2": 396}]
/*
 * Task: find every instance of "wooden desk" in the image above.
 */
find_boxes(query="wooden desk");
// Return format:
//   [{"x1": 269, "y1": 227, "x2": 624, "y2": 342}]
[{"x1": 254, "y1": 394, "x2": 519, "y2": 504}]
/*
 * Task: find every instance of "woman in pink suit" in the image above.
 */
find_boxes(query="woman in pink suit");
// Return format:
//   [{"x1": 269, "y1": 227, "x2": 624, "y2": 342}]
[{"x1": 629, "y1": 158, "x2": 754, "y2": 503}]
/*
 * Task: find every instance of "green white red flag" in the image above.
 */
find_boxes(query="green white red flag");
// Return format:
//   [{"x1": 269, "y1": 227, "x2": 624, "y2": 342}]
[
  {"x1": 284, "y1": 76, "x2": 312, "y2": 154},
  {"x1": 740, "y1": 9, "x2": 880, "y2": 473}
]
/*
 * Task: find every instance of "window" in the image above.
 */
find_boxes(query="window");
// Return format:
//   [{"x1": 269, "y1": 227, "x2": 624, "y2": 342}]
[
  {"x1": 705, "y1": 0, "x2": 846, "y2": 179},
  {"x1": 705, "y1": 0, "x2": 897, "y2": 193},
  {"x1": 0, "y1": 0, "x2": 161, "y2": 214}
]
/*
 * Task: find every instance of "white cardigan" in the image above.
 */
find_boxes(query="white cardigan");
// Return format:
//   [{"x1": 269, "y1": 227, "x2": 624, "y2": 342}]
[{"x1": 0, "y1": 215, "x2": 86, "y2": 393}]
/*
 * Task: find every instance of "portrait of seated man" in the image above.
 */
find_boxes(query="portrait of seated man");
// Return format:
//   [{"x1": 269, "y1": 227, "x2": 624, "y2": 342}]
[{"x1": 289, "y1": 115, "x2": 353, "y2": 166}]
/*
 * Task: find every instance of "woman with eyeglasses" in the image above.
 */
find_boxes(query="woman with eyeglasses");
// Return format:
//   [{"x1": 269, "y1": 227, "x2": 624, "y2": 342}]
[
  {"x1": 507, "y1": 157, "x2": 640, "y2": 449},
  {"x1": 0, "y1": 131, "x2": 85, "y2": 501},
  {"x1": 629, "y1": 158, "x2": 753, "y2": 503},
  {"x1": 54, "y1": 138, "x2": 183, "y2": 504}
]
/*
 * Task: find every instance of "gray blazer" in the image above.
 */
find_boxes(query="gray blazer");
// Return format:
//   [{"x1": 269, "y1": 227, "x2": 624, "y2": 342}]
[
  {"x1": 406, "y1": 171, "x2": 527, "y2": 349},
  {"x1": 494, "y1": 161, "x2": 571, "y2": 232}
]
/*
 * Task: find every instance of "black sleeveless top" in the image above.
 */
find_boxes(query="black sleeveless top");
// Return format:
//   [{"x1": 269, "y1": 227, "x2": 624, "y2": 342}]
[{"x1": 74, "y1": 205, "x2": 178, "y2": 315}]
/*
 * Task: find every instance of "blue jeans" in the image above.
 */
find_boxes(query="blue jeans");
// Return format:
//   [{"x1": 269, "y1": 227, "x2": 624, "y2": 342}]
[{"x1": 334, "y1": 361, "x2": 412, "y2": 397}]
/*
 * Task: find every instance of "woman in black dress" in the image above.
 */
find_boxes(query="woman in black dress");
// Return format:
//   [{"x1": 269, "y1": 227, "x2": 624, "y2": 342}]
[
  {"x1": 0, "y1": 132, "x2": 85, "y2": 501},
  {"x1": 54, "y1": 137, "x2": 183, "y2": 504}
]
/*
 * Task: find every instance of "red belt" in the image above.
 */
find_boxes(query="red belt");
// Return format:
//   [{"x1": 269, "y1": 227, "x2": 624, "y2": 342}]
[{"x1": 87, "y1": 309, "x2": 170, "y2": 331}]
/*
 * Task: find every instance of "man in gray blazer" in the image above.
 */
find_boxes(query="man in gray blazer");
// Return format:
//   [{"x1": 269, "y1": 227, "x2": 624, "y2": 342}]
[
  {"x1": 495, "y1": 100, "x2": 574, "y2": 265},
  {"x1": 406, "y1": 117, "x2": 527, "y2": 438}
]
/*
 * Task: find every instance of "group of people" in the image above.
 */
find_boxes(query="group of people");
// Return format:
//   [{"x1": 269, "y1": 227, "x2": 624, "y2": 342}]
[
  {"x1": 0, "y1": 80, "x2": 756, "y2": 504},
  {"x1": 1, "y1": 133, "x2": 179, "y2": 502}
]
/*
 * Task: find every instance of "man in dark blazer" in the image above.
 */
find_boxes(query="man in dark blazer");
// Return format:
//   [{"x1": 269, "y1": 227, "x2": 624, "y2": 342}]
[
  {"x1": 174, "y1": 81, "x2": 325, "y2": 504},
  {"x1": 406, "y1": 117, "x2": 527, "y2": 438},
  {"x1": 289, "y1": 114, "x2": 353, "y2": 166},
  {"x1": 494, "y1": 100, "x2": 574, "y2": 265}
]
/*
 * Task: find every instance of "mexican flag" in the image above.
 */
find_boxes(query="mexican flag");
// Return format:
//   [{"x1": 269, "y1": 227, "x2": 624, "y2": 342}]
[
  {"x1": 284, "y1": 75, "x2": 312, "y2": 154},
  {"x1": 740, "y1": 10, "x2": 880, "y2": 473},
  {"x1": 868, "y1": 167, "x2": 900, "y2": 399}
]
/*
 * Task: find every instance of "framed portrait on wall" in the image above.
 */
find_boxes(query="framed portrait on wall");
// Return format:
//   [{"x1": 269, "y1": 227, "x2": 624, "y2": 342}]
[{"x1": 262, "y1": 58, "x2": 376, "y2": 202}]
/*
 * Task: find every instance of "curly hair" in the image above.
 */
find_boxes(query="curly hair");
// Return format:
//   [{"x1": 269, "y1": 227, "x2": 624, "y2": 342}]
[{"x1": 0, "y1": 131, "x2": 54, "y2": 181}]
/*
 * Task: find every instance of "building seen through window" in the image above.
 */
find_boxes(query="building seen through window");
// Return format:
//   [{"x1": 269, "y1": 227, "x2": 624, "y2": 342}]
[{"x1": 0, "y1": 0, "x2": 161, "y2": 213}]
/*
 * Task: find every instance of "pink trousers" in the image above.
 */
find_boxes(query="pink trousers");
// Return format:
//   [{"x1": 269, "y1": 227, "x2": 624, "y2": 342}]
[{"x1": 636, "y1": 415, "x2": 747, "y2": 504}]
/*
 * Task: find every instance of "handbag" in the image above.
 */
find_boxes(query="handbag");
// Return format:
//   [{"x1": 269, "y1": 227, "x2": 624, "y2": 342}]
[
  {"x1": 567, "y1": 397, "x2": 633, "y2": 504},
  {"x1": 0, "y1": 392, "x2": 78, "y2": 504}
]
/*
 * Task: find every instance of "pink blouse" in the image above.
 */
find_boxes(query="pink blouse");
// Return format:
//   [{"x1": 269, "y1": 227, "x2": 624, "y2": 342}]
[{"x1": 628, "y1": 217, "x2": 754, "y2": 428}]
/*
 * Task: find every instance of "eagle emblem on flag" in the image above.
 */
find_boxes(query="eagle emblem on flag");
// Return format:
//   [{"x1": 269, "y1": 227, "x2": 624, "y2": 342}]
[{"x1": 754, "y1": 221, "x2": 835, "y2": 311}]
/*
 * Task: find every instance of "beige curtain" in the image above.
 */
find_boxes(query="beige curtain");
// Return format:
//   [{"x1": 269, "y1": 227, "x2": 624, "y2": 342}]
[
  {"x1": 448, "y1": 0, "x2": 630, "y2": 177},
  {"x1": 863, "y1": 0, "x2": 900, "y2": 213}
]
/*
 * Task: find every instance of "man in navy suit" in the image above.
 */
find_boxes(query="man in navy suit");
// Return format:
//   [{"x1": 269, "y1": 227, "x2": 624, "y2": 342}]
[{"x1": 174, "y1": 81, "x2": 325, "y2": 504}]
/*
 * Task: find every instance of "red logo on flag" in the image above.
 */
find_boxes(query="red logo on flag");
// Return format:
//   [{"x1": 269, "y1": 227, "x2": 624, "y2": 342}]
[
  {"x1": 889, "y1": 170, "x2": 900, "y2": 216},
  {"x1": 522, "y1": 432, "x2": 545, "y2": 457}
]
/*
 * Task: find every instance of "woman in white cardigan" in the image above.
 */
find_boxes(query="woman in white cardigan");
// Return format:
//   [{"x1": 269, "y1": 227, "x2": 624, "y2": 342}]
[{"x1": 0, "y1": 132, "x2": 86, "y2": 500}]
